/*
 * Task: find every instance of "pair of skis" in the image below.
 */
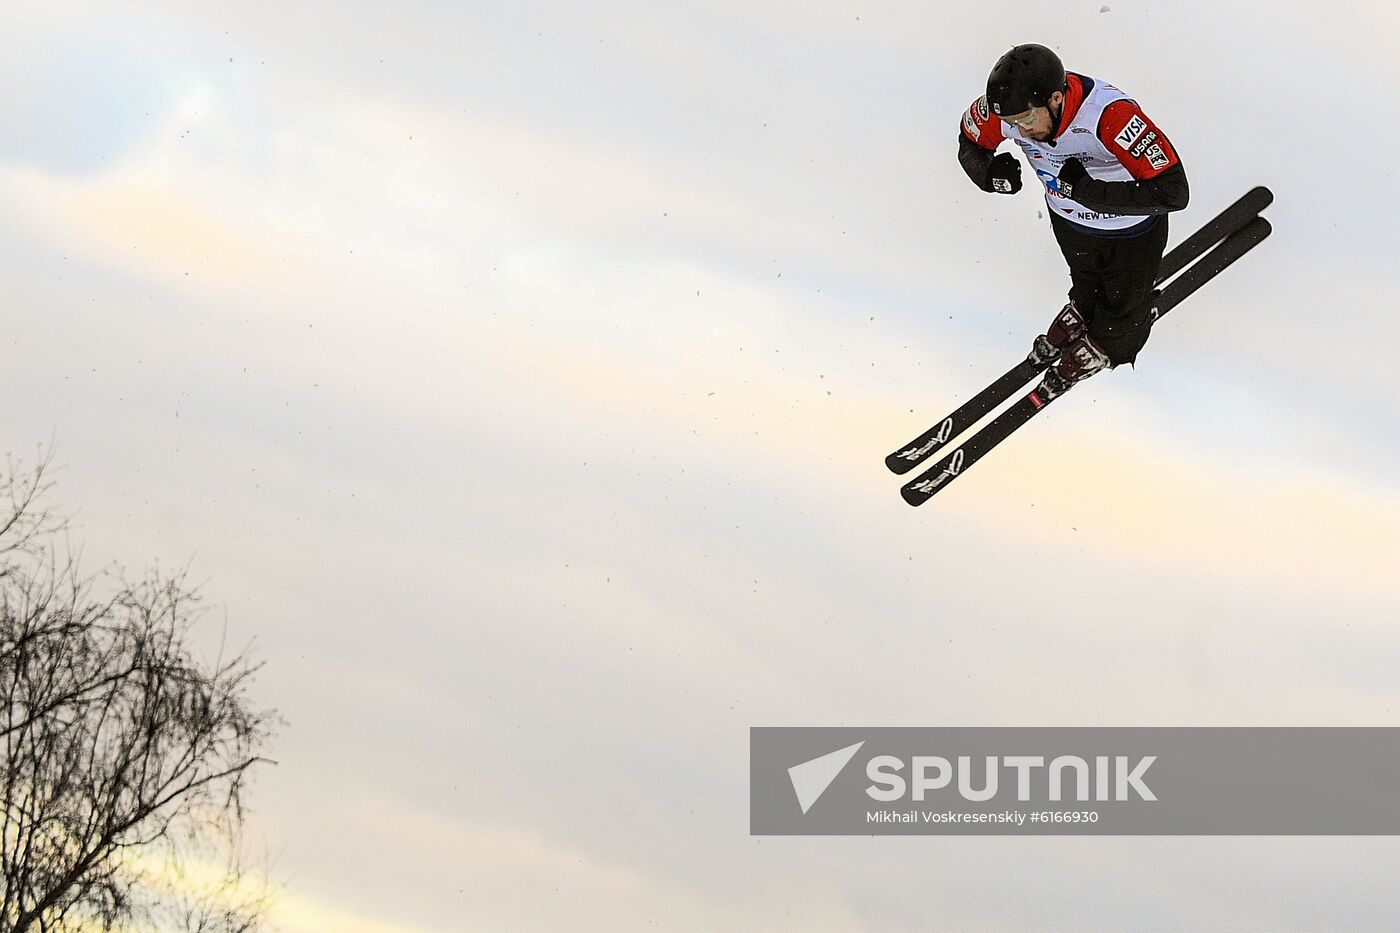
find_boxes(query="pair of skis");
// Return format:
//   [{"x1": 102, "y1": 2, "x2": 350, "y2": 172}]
[{"x1": 887, "y1": 186, "x2": 1274, "y2": 505}]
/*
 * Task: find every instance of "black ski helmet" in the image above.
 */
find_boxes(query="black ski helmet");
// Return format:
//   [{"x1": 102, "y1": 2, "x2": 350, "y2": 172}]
[{"x1": 985, "y1": 44, "x2": 1066, "y2": 116}]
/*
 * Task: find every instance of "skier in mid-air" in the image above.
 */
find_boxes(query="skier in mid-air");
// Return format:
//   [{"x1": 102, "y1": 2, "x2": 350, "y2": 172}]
[
  {"x1": 887, "y1": 44, "x2": 1268, "y2": 502},
  {"x1": 958, "y1": 44, "x2": 1189, "y2": 398}
]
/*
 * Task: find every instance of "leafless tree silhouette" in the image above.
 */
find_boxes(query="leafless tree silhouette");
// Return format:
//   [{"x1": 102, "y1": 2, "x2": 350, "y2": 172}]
[{"x1": 0, "y1": 453, "x2": 278, "y2": 932}]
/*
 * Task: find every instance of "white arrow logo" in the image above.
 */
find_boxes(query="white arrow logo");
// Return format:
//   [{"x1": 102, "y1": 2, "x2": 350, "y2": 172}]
[{"x1": 787, "y1": 741, "x2": 865, "y2": 814}]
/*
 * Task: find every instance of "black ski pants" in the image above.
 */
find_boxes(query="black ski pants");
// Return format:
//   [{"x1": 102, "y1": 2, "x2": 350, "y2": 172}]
[{"x1": 1049, "y1": 212, "x2": 1169, "y2": 366}]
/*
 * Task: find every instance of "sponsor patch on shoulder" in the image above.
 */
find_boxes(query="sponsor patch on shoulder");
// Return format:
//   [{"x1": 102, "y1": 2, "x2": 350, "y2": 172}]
[
  {"x1": 1114, "y1": 114, "x2": 1148, "y2": 150},
  {"x1": 1130, "y1": 130, "x2": 1159, "y2": 158},
  {"x1": 1145, "y1": 143, "x2": 1171, "y2": 170},
  {"x1": 976, "y1": 96, "x2": 989, "y2": 121},
  {"x1": 963, "y1": 109, "x2": 980, "y2": 139}
]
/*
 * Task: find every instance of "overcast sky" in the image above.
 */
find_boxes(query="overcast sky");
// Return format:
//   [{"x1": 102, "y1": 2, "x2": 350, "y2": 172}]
[{"x1": 4, "y1": 1, "x2": 1400, "y2": 930}]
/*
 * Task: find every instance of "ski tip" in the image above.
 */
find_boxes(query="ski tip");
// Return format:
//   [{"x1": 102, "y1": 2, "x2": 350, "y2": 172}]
[
  {"x1": 899, "y1": 488, "x2": 927, "y2": 507},
  {"x1": 1232, "y1": 215, "x2": 1272, "y2": 244}
]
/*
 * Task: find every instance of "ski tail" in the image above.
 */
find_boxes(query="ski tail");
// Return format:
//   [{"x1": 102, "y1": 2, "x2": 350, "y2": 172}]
[
  {"x1": 900, "y1": 216, "x2": 1273, "y2": 506},
  {"x1": 884, "y1": 357, "x2": 1041, "y2": 474},
  {"x1": 899, "y1": 394, "x2": 1046, "y2": 506}
]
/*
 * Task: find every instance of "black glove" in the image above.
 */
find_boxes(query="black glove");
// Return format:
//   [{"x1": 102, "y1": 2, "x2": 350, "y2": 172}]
[
  {"x1": 1057, "y1": 157, "x2": 1089, "y2": 199},
  {"x1": 986, "y1": 153, "x2": 1022, "y2": 194}
]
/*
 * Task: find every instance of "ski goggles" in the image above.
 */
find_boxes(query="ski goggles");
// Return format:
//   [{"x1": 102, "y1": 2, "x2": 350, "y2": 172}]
[{"x1": 1002, "y1": 108, "x2": 1040, "y2": 129}]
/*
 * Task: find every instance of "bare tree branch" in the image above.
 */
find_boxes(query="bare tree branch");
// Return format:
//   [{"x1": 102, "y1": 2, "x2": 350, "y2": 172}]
[{"x1": 0, "y1": 455, "x2": 280, "y2": 932}]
